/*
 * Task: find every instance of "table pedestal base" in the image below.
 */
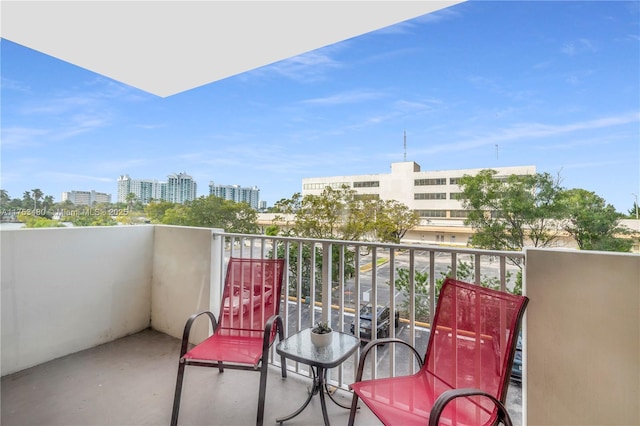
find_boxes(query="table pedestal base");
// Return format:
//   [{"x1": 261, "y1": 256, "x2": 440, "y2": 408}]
[{"x1": 276, "y1": 366, "x2": 354, "y2": 426}]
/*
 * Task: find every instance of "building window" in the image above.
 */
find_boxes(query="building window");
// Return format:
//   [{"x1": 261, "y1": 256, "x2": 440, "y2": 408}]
[
  {"x1": 354, "y1": 194, "x2": 380, "y2": 201},
  {"x1": 415, "y1": 178, "x2": 446, "y2": 186},
  {"x1": 417, "y1": 210, "x2": 447, "y2": 218},
  {"x1": 353, "y1": 181, "x2": 380, "y2": 188},
  {"x1": 414, "y1": 193, "x2": 446, "y2": 200},
  {"x1": 450, "y1": 177, "x2": 462, "y2": 185},
  {"x1": 450, "y1": 192, "x2": 464, "y2": 200},
  {"x1": 303, "y1": 182, "x2": 351, "y2": 190},
  {"x1": 450, "y1": 210, "x2": 469, "y2": 218}
]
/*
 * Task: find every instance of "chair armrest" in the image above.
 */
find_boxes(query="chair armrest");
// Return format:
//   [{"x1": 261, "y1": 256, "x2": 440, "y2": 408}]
[
  {"x1": 353, "y1": 338, "x2": 424, "y2": 383},
  {"x1": 179, "y1": 311, "x2": 218, "y2": 357},
  {"x1": 429, "y1": 388, "x2": 513, "y2": 426},
  {"x1": 262, "y1": 314, "x2": 285, "y2": 354}
]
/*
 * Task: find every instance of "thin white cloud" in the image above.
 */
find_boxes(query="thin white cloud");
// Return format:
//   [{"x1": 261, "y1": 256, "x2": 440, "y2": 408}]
[
  {"x1": 18, "y1": 96, "x2": 94, "y2": 116},
  {"x1": 301, "y1": 89, "x2": 384, "y2": 106},
  {"x1": 373, "y1": 6, "x2": 462, "y2": 35},
  {"x1": 561, "y1": 38, "x2": 598, "y2": 56},
  {"x1": 1, "y1": 127, "x2": 50, "y2": 147},
  {"x1": 258, "y1": 48, "x2": 343, "y2": 83},
  {"x1": 40, "y1": 172, "x2": 114, "y2": 183},
  {"x1": 415, "y1": 112, "x2": 640, "y2": 155},
  {"x1": 0, "y1": 77, "x2": 31, "y2": 93}
]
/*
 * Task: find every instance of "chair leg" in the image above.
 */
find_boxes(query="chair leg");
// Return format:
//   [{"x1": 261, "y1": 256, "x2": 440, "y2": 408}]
[
  {"x1": 171, "y1": 360, "x2": 186, "y2": 426},
  {"x1": 347, "y1": 392, "x2": 359, "y2": 426},
  {"x1": 256, "y1": 361, "x2": 269, "y2": 426}
]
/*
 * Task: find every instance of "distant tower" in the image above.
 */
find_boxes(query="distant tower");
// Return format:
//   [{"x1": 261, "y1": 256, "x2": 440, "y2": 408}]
[{"x1": 403, "y1": 130, "x2": 407, "y2": 161}]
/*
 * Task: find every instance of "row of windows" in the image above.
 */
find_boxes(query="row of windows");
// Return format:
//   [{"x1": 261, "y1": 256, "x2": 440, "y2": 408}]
[
  {"x1": 303, "y1": 182, "x2": 350, "y2": 190},
  {"x1": 415, "y1": 178, "x2": 446, "y2": 186},
  {"x1": 416, "y1": 210, "x2": 470, "y2": 218},
  {"x1": 415, "y1": 193, "x2": 446, "y2": 200},
  {"x1": 414, "y1": 177, "x2": 465, "y2": 186},
  {"x1": 415, "y1": 175, "x2": 525, "y2": 186},
  {"x1": 414, "y1": 192, "x2": 464, "y2": 200},
  {"x1": 354, "y1": 194, "x2": 380, "y2": 201},
  {"x1": 353, "y1": 181, "x2": 379, "y2": 188}
]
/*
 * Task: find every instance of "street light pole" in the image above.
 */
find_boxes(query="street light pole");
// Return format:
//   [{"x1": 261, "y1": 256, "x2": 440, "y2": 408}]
[{"x1": 633, "y1": 193, "x2": 639, "y2": 220}]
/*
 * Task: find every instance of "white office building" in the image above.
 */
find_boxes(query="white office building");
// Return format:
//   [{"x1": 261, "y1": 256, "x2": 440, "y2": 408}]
[
  {"x1": 302, "y1": 161, "x2": 536, "y2": 221},
  {"x1": 209, "y1": 182, "x2": 260, "y2": 210},
  {"x1": 61, "y1": 190, "x2": 112, "y2": 206}
]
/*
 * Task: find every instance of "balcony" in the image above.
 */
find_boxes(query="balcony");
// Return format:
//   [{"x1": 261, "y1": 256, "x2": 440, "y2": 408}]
[{"x1": 2, "y1": 225, "x2": 639, "y2": 425}]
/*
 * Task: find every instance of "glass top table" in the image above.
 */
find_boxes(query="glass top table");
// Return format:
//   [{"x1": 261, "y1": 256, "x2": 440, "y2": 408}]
[{"x1": 276, "y1": 328, "x2": 360, "y2": 425}]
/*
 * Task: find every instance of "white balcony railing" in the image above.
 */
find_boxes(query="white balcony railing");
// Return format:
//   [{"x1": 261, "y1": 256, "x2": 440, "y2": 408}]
[{"x1": 217, "y1": 231, "x2": 524, "y2": 390}]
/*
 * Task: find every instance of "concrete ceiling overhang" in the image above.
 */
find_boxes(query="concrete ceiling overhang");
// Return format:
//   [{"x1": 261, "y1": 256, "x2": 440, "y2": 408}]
[{"x1": 1, "y1": 1, "x2": 464, "y2": 98}]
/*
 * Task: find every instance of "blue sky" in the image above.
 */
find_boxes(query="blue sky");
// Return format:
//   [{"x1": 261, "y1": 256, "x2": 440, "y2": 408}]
[{"x1": 2, "y1": 1, "x2": 639, "y2": 213}]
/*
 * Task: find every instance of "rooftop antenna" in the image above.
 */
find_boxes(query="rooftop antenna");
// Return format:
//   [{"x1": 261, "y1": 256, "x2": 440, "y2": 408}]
[{"x1": 404, "y1": 130, "x2": 407, "y2": 161}]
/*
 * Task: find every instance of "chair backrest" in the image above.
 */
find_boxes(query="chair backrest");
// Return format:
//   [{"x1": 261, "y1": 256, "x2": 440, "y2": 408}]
[
  {"x1": 218, "y1": 257, "x2": 285, "y2": 334},
  {"x1": 425, "y1": 278, "x2": 528, "y2": 405}
]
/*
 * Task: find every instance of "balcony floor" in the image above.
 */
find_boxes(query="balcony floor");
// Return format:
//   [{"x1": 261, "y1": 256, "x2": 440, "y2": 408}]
[
  {"x1": 1, "y1": 328, "x2": 523, "y2": 426},
  {"x1": 1, "y1": 329, "x2": 382, "y2": 426}
]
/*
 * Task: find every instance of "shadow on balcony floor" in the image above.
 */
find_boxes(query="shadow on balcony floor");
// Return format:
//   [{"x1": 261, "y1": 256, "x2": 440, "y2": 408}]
[{"x1": 1, "y1": 328, "x2": 381, "y2": 426}]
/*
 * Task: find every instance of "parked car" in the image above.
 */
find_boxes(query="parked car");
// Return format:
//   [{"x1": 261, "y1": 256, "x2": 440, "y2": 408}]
[
  {"x1": 350, "y1": 304, "x2": 400, "y2": 341},
  {"x1": 510, "y1": 332, "x2": 523, "y2": 383}
]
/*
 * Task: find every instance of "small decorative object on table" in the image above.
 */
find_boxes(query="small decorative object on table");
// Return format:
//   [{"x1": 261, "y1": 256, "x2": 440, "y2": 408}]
[{"x1": 311, "y1": 321, "x2": 333, "y2": 347}]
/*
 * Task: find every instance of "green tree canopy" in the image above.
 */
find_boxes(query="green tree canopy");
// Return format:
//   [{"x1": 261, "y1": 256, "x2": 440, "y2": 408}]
[
  {"x1": 373, "y1": 199, "x2": 421, "y2": 244},
  {"x1": 145, "y1": 195, "x2": 258, "y2": 233},
  {"x1": 459, "y1": 170, "x2": 566, "y2": 254},
  {"x1": 562, "y1": 188, "x2": 633, "y2": 252}
]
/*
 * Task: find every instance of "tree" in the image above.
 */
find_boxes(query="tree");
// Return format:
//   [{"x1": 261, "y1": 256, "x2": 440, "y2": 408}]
[
  {"x1": 147, "y1": 195, "x2": 259, "y2": 233},
  {"x1": 373, "y1": 199, "x2": 421, "y2": 244},
  {"x1": 22, "y1": 191, "x2": 33, "y2": 208},
  {"x1": 17, "y1": 212, "x2": 65, "y2": 228},
  {"x1": 459, "y1": 170, "x2": 566, "y2": 255},
  {"x1": 42, "y1": 195, "x2": 55, "y2": 210},
  {"x1": 145, "y1": 200, "x2": 178, "y2": 223},
  {"x1": 562, "y1": 188, "x2": 633, "y2": 252},
  {"x1": 0, "y1": 189, "x2": 9, "y2": 205},
  {"x1": 31, "y1": 189, "x2": 43, "y2": 210},
  {"x1": 125, "y1": 192, "x2": 137, "y2": 212}
]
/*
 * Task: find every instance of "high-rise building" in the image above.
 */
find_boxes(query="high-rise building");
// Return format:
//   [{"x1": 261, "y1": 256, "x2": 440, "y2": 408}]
[
  {"x1": 302, "y1": 161, "x2": 536, "y2": 220},
  {"x1": 167, "y1": 172, "x2": 197, "y2": 204},
  {"x1": 117, "y1": 175, "x2": 165, "y2": 204},
  {"x1": 61, "y1": 190, "x2": 112, "y2": 206},
  {"x1": 118, "y1": 173, "x2": 196, "y2": 204},
  {"x1": 209, "y1": 182, "x2": 260, "y2": 210}
]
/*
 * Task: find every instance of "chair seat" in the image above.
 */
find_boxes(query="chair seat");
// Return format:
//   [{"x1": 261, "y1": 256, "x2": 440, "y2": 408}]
[
  {"x1": 183, "y1": 332, "x2": 266, "y2": 365},
  {"x1": 351, "y1": 369, "x2": 498, "y2": 426}
]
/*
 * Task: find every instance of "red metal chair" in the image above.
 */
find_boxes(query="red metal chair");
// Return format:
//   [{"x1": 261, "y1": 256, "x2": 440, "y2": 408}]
[
  {"x1": 171, "y1": 257, "x2": 286, "y2": 426},
  {"x1": 349, "y1": 277, "x2": 529, "y2": 426}
]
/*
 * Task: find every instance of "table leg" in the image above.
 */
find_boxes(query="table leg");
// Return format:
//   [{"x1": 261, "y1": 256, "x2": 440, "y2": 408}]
[
  {"x1": 324, "y1": 383, "x2": 354, "y2": 410},
  {"x1": 277, "y1": 366, "x2": 355, "y2": 425},
  {"x1": 276, "y1": 367, "x2": 319, "y2": 424},
  {"x1": 317, "y1": 367, "x2": 331, "y2": 426}
]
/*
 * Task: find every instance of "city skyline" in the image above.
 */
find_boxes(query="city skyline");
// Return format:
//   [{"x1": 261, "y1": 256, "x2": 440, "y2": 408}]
[{"x1": 2, "y1": 1, "x2": 639, "y2": 212}]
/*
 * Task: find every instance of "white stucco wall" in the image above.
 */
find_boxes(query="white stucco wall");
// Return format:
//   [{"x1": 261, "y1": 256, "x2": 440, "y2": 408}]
[
  {"x1": 1, "y1": 226, "x2": 154, "y2": 376},
  {"x1": 150, "y1": 225, "x2": 223, "y2": 344},
  {"x1": 525, "y1": 248, "x2": 640, "y2": 426}
]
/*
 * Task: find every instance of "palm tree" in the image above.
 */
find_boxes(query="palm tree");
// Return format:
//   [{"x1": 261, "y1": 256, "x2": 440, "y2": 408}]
[
  {"x1": 0, "y1": 189, "x2": 9, "y2": 205},
  {"x1": 125, "y1": 192, "x2": 137, "y2": 212},
  {"x1": 22, "y1": 191, "x2": 33, "y2": 209},
  {"x1": 32, "y1": 188, "x2": 43, "y2": 210}
]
